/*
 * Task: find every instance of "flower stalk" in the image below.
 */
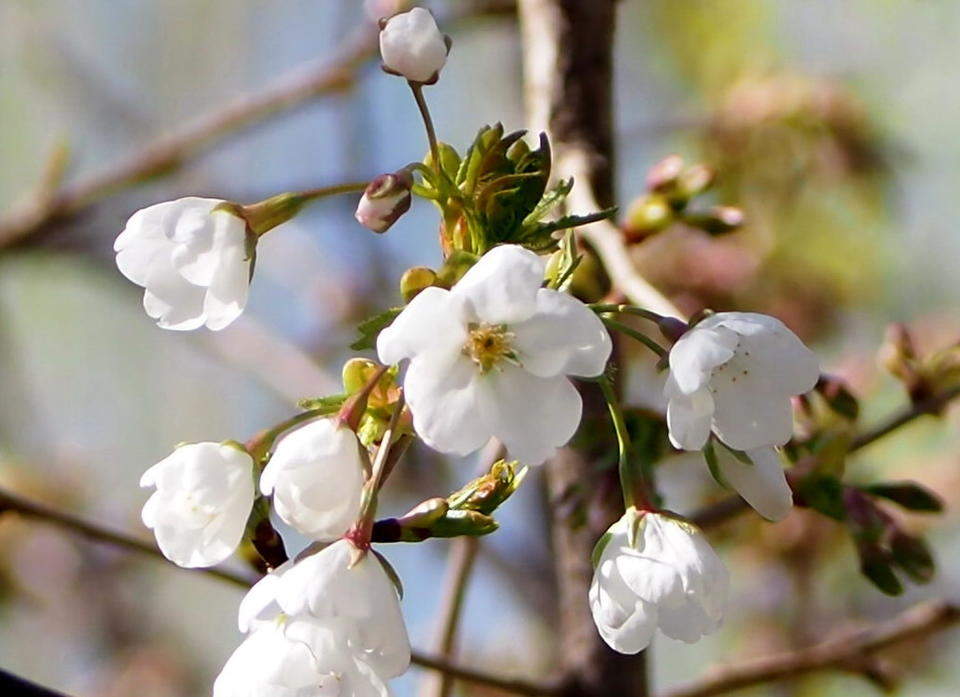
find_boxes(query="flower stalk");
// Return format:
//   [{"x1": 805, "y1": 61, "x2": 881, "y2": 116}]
[{"x1": 598, "y1": 375, "x2": 655, "y2": 512}]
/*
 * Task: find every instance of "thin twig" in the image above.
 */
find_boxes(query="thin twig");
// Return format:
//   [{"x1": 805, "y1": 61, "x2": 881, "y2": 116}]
[
  {"x1": 0, "y1": 483, "x2": 559, "y2": 696},
  {"x1": 0, "y1": 488, "x2": 254, "y2": 587},
  {"x1": 0, "y1": 0, "x2": 515, "y2": 251},
  {"x1": 690, "y1": 386, "x2": 960, "y2": 530},
  {"x1": 422, "y1": 440, "x2": 506, "y2": 697},
  {"x1": 660, "y1": 601, "x2": 960, "y2": 697}
]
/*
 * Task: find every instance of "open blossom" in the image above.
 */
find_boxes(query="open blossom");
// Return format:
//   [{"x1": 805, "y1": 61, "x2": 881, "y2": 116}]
[
  {"x1": 590, "y1": 509, "x2": 728, "y2": 654},
  {"x1": 115, "y1": 197, "x2": 252, "y2": 331},
  {"x1": 355, "y1": 172, "x2": 412, "y2": 233},
  {"x1": 259, "y1": 419, "x2": 365, "y2": 540},
  {"x1": 713, "y1": 445, "x2": 794, "y2": 521},
  {"x1": 665, "y1": 312, "x2": 819, "y2": 452},
  {"x1": 377, "y1": 244, "x2": 612, "y2": 465},
  {"x1": 277, "y1": 540, "x2": 410, "y2": 678},
  {"x1": 379, "y1": 7, "x2": 448, "y2": 83},
  {"x1": 140, "y1": 442, "x2": 255, "y2": 568},
  {"x1": 214, "y1": 615, "x2": 392, "y2": 697}
]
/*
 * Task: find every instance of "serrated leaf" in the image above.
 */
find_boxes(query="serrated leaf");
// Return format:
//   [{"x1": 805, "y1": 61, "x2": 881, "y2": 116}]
[
  {"x1": 350, "y1": 307, "x2": 403, "y2": 351},
  {"x1": 526, "y1": 207, "x2": 618, "y2": 238},
  {"x1": 521, "y1": 178, "x2": 572, "y2": 228}
]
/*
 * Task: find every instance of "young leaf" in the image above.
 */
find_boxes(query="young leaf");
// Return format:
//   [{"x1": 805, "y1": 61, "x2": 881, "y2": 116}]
[{"x1": 350, "y1": 307, "x2": 403, "y2": 351}]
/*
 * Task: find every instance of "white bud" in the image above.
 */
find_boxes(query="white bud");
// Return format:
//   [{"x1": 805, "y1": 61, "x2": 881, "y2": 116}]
[
  {"x1": 590, "y1": 509, "x2": 728, "y2": 653},
  {"x1": 140, "y1": 442, "x2": 255, "y2": 568},
  {"x1": 259, "y1": 419, "x2": 365, "y2": 540},
  {"x1": 379, "y1": 7, "x2": 448, "y2": 83},
  {"x1": 114, "y1": 197, "x2": 252, "y2": 331}
]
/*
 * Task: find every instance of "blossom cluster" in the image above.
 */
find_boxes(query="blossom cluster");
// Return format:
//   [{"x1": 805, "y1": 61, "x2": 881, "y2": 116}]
[{"x1": 118, "y1": 6, "x2": 825, "y2": 694}]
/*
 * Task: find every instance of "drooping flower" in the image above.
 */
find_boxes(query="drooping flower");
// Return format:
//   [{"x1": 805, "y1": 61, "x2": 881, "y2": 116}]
[
  {"x1": 259, "y1": 419, "x2": 365, "y2": 540},
  {"x1": 355, "y1": 172, "x2": 413, "y2": 233},
  {"x1": 140, "y1": 442, "x2": 255, "y2": 568},
  {"x1": 276, "y1": 540, "x2": 410, "y2": 678},
  {"x1": 589, "y1": 509, "x2": 728, "y2": 654},
  {"x1": 378, "y1": 7, "x2": 448, "y2": 83},
  {"x1": 115, "y1": 197, "x2": 252, "y2": 331},
  {"x1": 377, "y1": 244, "x2": 612, "y2": 465},
  {"x1": 712, "y1": 444, "x2": 794, "y2": 522},
  {"x1": 213, "y1": 616, "x2": 392, "y2": 697},
  {"x1": 664, "y1": 312, "x2": 819, "y2": 452}
]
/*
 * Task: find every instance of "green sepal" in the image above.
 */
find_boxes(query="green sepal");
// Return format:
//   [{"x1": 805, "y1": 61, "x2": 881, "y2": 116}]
[
  {"x1": 865, "y1": 482, "x2": 944, "y2": 513},
  {"x1": 373, "y1": 550, "x2": 404, "y2": 600},
  {"x1": 591, "y1": 531, "x2": 614, "y2": 568},
  {"x1": 296, "y1": 394, "x2": 347, "y2": 412}
]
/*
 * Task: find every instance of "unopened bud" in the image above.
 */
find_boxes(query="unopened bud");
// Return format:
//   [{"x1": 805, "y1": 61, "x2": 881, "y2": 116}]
[
  {"x1": 400, "y1": 266, "x2": 438, "y2": 302},
  {"x1": 646, "y1": 155, "x2": 685, "y2": 192},
  {"x1": 342, "y1": 358, "x2": 383, "y2": 395},
  {"x1": 395, "y1": 497, "x2": 449, "y2": 528},
  {"x1": 657, "y1": 317, "x2": 689, "y2": 344},
  {"x1": 379, "y1": 7, "x2": 450, "y2": 84},
  {"x1": 355, "y1": 171, "x2": 413, "y2": 233},
  {"x1": 446, "y1": 460, "x2": 527, "y2": 515},
  {"x1": 677, "y1": 164, "x2": 715, "y2": 198},
  {"x1": 684, "y1": 205, "x2": 744, "y2": 235},
  {"x1": 429, "y1": 509, "x2": 498, "y2": 538},
  {"x1": 878, "y1": 323, "x2": 925, "y2": 401},
  {"x1": 623, "y1": 194, "x2": 673, "y2": 241}
]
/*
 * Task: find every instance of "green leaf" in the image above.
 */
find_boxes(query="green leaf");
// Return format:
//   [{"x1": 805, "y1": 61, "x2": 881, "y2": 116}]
[
  {"x1": 525, "y1": 207, "x2": 618, "y2": 238},
  {"x1": 865, "y1": 482, "x2": 944, "y2": 513},
  {"x1": 859, "y1": 553, "x2": 904, "y2": 596},
  {"x1": 350, "y1": 307, "x2": 403, "y2": 351},
  {"x1": 521, "y1": 178, "x2": 572, "y2": 228},
  {"x1": 890, "y1": 532, "x2": 935, "y2": 584}
]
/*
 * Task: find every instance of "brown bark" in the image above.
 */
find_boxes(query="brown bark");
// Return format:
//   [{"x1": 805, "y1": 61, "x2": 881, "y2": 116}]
[{"x1": 519, "y1": 2, "x2": 649, "y2": 695}]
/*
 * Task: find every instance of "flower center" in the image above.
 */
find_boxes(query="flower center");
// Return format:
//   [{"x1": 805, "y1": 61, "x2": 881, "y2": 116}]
[{"x1": 463, "y1": 323, "x2": 517, "y2": 373}]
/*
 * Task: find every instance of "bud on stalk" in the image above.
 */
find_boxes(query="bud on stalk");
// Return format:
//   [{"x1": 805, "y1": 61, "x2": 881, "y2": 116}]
[{"x1": 355, "y1": 170, "x2": 414, "y2": 233}]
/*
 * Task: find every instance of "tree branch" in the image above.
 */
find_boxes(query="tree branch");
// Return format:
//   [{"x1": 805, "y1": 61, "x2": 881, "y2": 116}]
[
  {"x1": 0, "y1": 0, "x2": 516, "y2": 251},
  {"x1": 0, "y1": 485, "x2": 558, "y2": 696},
  {"x1": 660, "y1": 601, "x2": 960, "y2": 697},
  {"x1": 690, "y1": 386, "x2": 960, "y2": 530}
]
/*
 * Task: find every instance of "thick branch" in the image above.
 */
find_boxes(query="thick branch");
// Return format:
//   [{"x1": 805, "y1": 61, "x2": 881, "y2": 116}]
[
  {"x1": 689, "y1": 386, "x2": 960, "y2": 530},
  {"x1": 661, "y1": 601, "x2": 960, "y2": 697}
]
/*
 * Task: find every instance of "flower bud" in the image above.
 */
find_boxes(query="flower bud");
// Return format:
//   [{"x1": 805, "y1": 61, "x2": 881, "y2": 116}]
[
  {"x1": 400, "y1": 266, "x2": 438, "y2": 302},
  {"x1": 683, "y1": 205, "x2": 745, "y2": 235},
  {"x1": 676, "y1": 164, "x2": 716, "y2": 198},
  {"x1": 395, "y1": 498, "x2": 449, "y2": 528},
  {"x1": 355, "y1": 171, "x2": 413, "y2": 233},
  {"x1": 446, "y1": 460, "x2": 527, "y2": 515},
  {"x1": 379, "y1": 7, "x2": 449, "y2": 84},
  {"x1": 623, "y1": 194, "x2": 673, "y2": 241},
  {"x1": 646, "y1": 154, "x2": 685, "y2": 192}
]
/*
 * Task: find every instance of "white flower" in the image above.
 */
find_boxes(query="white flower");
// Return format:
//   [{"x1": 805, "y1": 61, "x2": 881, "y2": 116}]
[
  {"x1": 665, "y1": 312, "x2": 819, "y2": 452},
  {"x1": 377, "y1": 244, "x2": 612, "y2": 465},
  {"x1": 213, "y1": 617, "x2": 392, "y2": 697},
  {"x1": 589, "y1": 509, "x2": 728, "y2": 654},
  {"x1": 140, "y1": 442, "x2": 255, "y2": 568},
  {"x1": 276, "y1": 540, "x2": 410, "y2": 679},
  {"x1": 259, "y1": 419, "x2": 365, "y2": 540},
  {"x1": 379, "y1": 7, "x2": 448, "y2": 83},
  {"x1": 712, "y1": 445, "x2": 794, "y2": 522},
  {"x1": 115, "y1": 197, "x2": 252, "y2": 330},
  {"x1": 355, "y1": 173, "x2": 412, "y2": 233}
]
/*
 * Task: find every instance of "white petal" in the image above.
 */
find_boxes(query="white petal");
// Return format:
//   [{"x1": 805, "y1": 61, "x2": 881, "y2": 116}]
[
  {"x1": 141, "y1": 258, "x2": 207, "y2": 330},
  {"x1": 202, "y1": 214, "x2": 251, "y2": 330},
  {"x1": 589, "y1": 561, "x2": 657, "y2": 654},
  {"x1": 259, "y1": 419, "x2": 364, "y2": 540},
  {"x1": 712, "y1": 312, "x2": 820, "y2": 395},
  {"x1": 710, "y1": 369, "x2": 796, "y2": 449},
  {"x1": 403, "y1": 349, "x2": 490, "y2": 456},
  {"x1": 376, "y1": 286, "x2": 463, "y2": 365},
  {"x1": 379, "y1": 7, "x2": 448, "y2": 83},
  {"x1": 475, "y1": 365, "x2": 582, "y2": 465},
  {"x1": 511, "y1": 289, "x2": 612, "y2": 378},
  {"x1": 168, "y1": 200, "x2": 234, "y2": 285},
  {"x1": 715, "y1": 446, "x2": 793, "y2": 521},
  {"x1": 668, "y1": 324, "x2": 739, "y2": 394},
  {"x1": 451, "y1": 245, "x2": 545, "y2": 325},
  {"x1": 665, "y1": 380, "x2": 714, "y2": 450}
]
